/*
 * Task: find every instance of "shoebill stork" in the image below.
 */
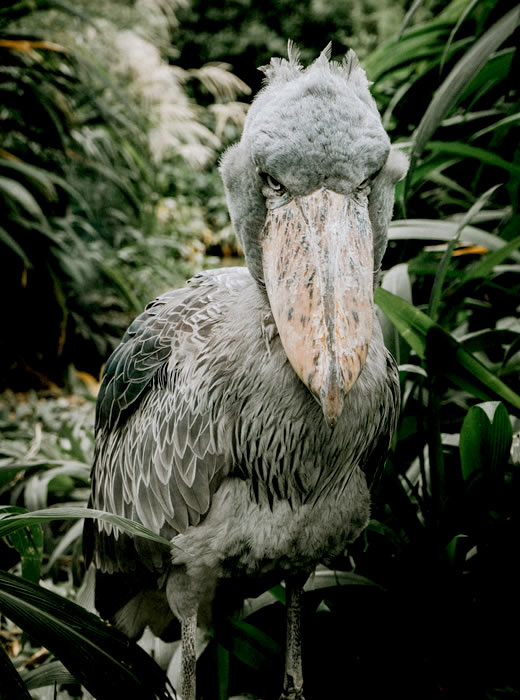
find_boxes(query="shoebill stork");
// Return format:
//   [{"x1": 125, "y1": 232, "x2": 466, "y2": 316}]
[{"x1": 84, "y1": 44, "x2": 407, "y2": 700}]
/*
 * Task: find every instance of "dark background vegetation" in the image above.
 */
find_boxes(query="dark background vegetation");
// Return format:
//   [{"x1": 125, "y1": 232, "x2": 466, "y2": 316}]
[{"x1": 1, "y1": 0, "x2": 519, "y2": 698}]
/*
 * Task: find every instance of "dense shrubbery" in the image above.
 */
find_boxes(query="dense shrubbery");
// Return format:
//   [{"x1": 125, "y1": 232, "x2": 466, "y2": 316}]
[
  {"x1": 0, "y1": 0, "x2": 248, "y2": 391},
  {"x1": 171, "y1": 0, "x2": 412, "y2": 95},
  {"x1": 1, "y1": 0, "x2": 519, "y2": 698}
]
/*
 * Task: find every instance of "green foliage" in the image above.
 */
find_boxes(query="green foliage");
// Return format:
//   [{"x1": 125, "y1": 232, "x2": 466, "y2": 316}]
[
  {"x1": 459, "y1": 401, "x2": 513, "y2": 480},
  {"x1": 0, "y1": 393, "x2": 177, "y2": 697},
  {"x1": 360, "y1": 2, "x2": 520, "y2": 696},
  {"x1": 172, "y1": 0, "x2": 410, "y2": 95},
  {"x1": 0, "y1": 570, "x2": 174, "y2": 699},
  {"x1": 0, "y1": 0, "x2": 248, "y2": 391},
  {"x1": 1, "y1": 0, "x2": 520, "y2": 698}
]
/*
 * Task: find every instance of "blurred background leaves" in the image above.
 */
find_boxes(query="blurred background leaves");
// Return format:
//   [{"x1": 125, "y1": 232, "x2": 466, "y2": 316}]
[{"x1": 1, "y1": 0, "x2": 519, "y2": 698}]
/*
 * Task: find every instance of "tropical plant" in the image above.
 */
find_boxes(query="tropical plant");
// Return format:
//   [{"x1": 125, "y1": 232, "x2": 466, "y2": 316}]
[
  {"x1": 350, "y1": 1, "x2": 520, "y2": 696},
  {"x1": 2, "y1": 0, "x2": 520, "y2": 698},
  {"x1": 172, "y1": 0, "x2": 412, "y2": 95},
  {"x1": 0, "y1": 0, "x2": 249, "y2": 392}
]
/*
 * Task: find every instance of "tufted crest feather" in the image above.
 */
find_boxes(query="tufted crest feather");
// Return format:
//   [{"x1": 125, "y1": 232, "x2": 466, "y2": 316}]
[
  {"x1": 258, "y1": 41, "x2": 370, "y2": 91},
  {"x1": 286, "y1": 38, "x2": 301, "y2": 66}
]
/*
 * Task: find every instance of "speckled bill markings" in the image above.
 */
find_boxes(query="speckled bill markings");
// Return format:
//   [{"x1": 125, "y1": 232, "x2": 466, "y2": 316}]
[{"x1": 261, "y1": 187, "x2": 374, "y2": 426}]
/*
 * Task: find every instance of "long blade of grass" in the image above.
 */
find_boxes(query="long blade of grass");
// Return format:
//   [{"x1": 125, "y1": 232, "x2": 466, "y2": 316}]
[
  {"x1": 407, "y1": 5, "x2": 520, "y2": 188},
  {"x1": 375, "y1": 287, "x2": 434, "y2": 358},
  {"x1": 364, "y1": 23, "x2": 453, "y2": 82},
  {"x1": 375, "y1": 288, "x2": 520, "y2": 410},
  {"x1": 0, "y1": 506, "x2": 171, "y2": 546},
  {"x1": 427, "y1": 185, "x2": 500, "y2": 320},
  {"x1": 0, "y1": 225, "x2": 32, "y2": 267},
  {"x1": 216, "y1": 616, "x2": 282, "y2": 671},
  {"x1": 426, "y1": 141, "x2": 520, "y2": 177},
  {"x1": 458, "y1": 234, "x2": 520, "y2": 284},
  {"x1": 0, "y1": 157, "x2": 58, "y2": 200},
  {"x1": 440, "y1": 0, "x2": 481, "y2": 71},
  {"x1": 380, "y1": 263, "x2": 412, "y2": 363},
  {"x1": 471, "y1": 112, "x2": 520, "y2": 141},
  {"x1": 388, "y1": 219, "x2": 520, "y2": 260},
  {"x1": 399, "y1": 0, "x2": 429, "y2": 38},
  {"x1": 0, "y1": 176, "x2": 46, "y2": 221}
]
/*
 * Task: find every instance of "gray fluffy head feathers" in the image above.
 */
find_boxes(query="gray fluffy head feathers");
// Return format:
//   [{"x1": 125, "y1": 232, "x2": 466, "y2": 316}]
[
  {"x1": 258, "y1": 41, "x2": 366, "y2": 89},
  {"x1": 220, "y1": 42, "x2": 408, "y2": 284}
]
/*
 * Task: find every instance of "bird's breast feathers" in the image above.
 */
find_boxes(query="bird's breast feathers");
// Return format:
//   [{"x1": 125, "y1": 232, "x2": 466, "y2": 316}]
[{"x1": 90, "y1": 268, "x2": 398, "y2": 575}]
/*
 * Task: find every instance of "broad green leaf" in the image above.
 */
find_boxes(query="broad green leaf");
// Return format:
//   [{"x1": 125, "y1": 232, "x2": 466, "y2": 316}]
[
  {"x1": 445, "y1": 534, "x2": 470, "y2": 566},
  {"x1": 5, "y1": 522, "x2": 43, "y2": 583},
  {"x1": 388, "y1": 219, "x2": 519, "y2": 260},
  {"x1": 304, "y1": 568, "x2": 380, "y2": 591},
  {"x1": 380, "y1": 263, "x2": 412, "y2": 363},
  {"x1": 0, "y1": 506, "x2": 171, "y2": 547},
  {"x1": 20, "y1": 660, "x2": 76, "y2": 692},
  {"x1": 0, "y1": 640, "x2": 32, "y2": 700},
  {"x1": 407, "y1": 5, "x2": 520, "y2": 179},
  {"x1": 459, "y1": 402, "x2": 513, "y2": 480},
  {"x1": 375, "y1": 287, "x2": 434, "y2": 358},
  {"x1": 0, "y1": 571, "x2": 175, "y2": 700},
  {"x1": 375, "y1": 288, "x2": 520, "y2": 410}
]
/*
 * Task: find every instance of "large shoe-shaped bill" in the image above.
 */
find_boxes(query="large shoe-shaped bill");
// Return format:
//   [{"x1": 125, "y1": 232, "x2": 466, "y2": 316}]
[{"x1": 261, "y1": 187, "x2": 374, "y2": 426}]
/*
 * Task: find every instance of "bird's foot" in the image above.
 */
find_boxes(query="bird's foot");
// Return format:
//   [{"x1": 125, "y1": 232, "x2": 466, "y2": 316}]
[{"x1": 279, "y1": 691, "x2": 305, "y2": 700}]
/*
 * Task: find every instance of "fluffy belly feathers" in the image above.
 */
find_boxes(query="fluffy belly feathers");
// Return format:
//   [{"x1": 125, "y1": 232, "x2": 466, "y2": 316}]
[{"x1": 169, "y1": 466, "x2": 370, "y2": 581}]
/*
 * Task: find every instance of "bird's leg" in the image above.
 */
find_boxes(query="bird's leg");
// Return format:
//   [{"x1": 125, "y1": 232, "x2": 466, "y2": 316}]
[
  {"x1": 181, "y1": 612, "x2": 197, "y2": 700},
  {"x1": 166, "y1": 561, "x2": 218, "y2": 700},
  {"x1": 280, "y1": 573, "x2": 308, "y2": 700}
]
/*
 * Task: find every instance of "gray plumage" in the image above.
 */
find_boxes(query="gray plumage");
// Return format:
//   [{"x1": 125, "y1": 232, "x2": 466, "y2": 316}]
[{"x1": 84, "y1": 44, "x2": 407, "y2": 700}]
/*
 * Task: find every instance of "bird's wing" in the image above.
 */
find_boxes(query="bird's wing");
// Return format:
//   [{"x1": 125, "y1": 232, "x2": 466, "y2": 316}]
[{"x1": 86, "y1": 270, "x2": 250, "y2": 573}]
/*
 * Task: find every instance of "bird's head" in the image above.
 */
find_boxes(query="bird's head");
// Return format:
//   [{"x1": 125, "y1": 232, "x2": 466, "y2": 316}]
[{"x1": 220, "y1": 43, "x2": 408, "y2": 426}]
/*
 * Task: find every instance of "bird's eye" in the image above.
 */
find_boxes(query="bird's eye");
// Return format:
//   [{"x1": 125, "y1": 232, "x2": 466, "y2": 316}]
[
  {"x1": 266, "y1": 174, "x2": 286, "y2": 193},
  {"x1": 357, "y1": 166, "x2": 383, "y2": 191},
  {"x1": 358, "y1": 166, "x2": 383, "y2": 191}
]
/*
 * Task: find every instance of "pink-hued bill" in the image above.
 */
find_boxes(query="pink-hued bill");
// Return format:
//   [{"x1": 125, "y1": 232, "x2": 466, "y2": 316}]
[{"x1": 261, "y1": 187, "x2": 374, "y2": 425}]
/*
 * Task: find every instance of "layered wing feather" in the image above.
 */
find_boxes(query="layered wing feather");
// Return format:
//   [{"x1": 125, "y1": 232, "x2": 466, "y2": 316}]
[{"x1": 86, "y1": 269, "x2": 250, "y2": 573}]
